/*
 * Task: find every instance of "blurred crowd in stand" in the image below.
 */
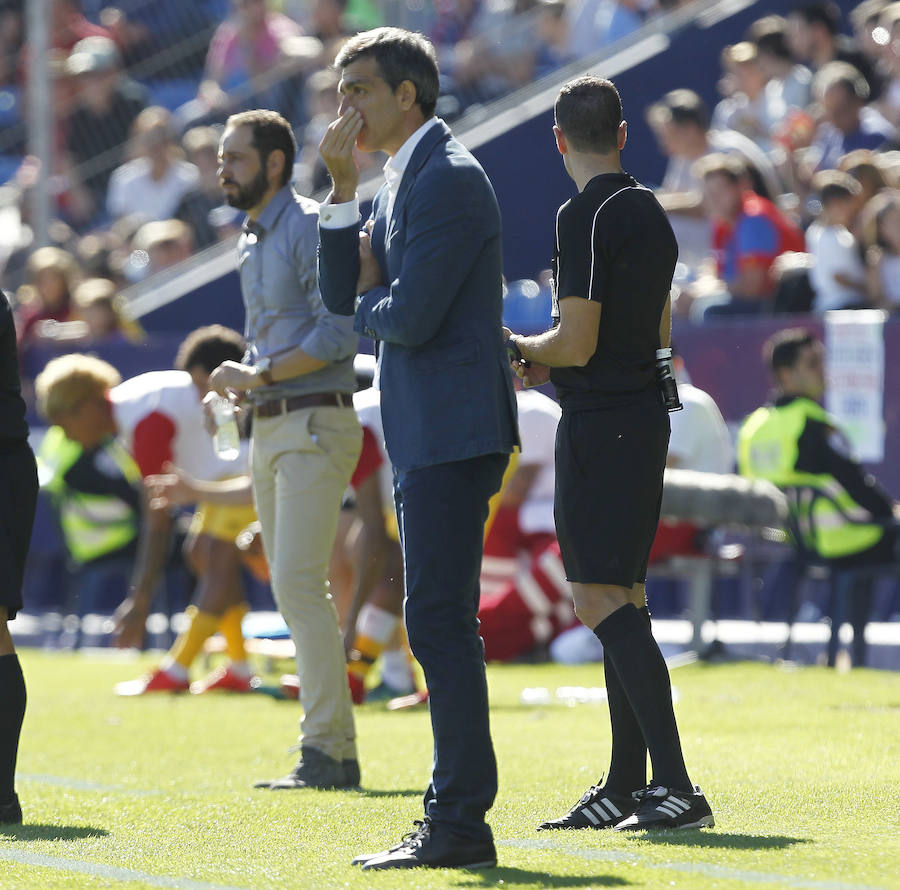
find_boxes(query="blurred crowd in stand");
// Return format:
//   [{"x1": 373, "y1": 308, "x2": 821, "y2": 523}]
[
  {"x1": 648, "y1": 3, "x2": 900, "y2": 319},
  {"x1": 0, "y1": 0, "x2": 696, "y2": 393}
]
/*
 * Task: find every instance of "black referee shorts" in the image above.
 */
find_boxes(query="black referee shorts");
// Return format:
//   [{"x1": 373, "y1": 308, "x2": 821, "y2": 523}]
[
  {"x1": 554, "y1": 391, "x2": 669, "y2": 588},
  {"x1": 0, "y1": 441, "x2": 38, "y2": 620}
]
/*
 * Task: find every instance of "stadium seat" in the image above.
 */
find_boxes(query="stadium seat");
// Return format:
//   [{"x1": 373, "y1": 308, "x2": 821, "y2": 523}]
[
  {"x1": 142, "y1": 78, "x2": 199, "y2": 112},
  {"x1": 0, "y1": 154, "x2": 23, "y2": 187},
  {"x1": 781, "y1": 485, "x2": 900, "y2": 666},
  {"x1": 0, "y1": 86, "x2": 21, "y2": 129}
]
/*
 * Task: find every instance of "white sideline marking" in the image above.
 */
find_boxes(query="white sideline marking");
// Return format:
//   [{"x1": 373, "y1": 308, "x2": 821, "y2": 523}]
[
  {"x1": 0, "y1": 848, "x2": 248, "y2": 890},
  {"x1": 501, "y1": 838, "x2": 886, "y2": 890},
  {"x1": 18, "y1": 774, "x2": 162, "y2": 796}
]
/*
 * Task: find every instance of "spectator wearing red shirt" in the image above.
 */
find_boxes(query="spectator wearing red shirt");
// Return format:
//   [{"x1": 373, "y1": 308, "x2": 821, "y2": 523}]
[
  {"x1": 698, "y1": 153, "x2": 804, "y2": 317},
  {"x1": 50, "y1": 0, "x2": 110, "y2": 54}
]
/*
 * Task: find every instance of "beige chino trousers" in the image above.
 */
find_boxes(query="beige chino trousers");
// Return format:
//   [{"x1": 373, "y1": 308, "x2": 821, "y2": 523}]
[{"x1": 251, "y1": 404, "x2": 362, "y2": 761}]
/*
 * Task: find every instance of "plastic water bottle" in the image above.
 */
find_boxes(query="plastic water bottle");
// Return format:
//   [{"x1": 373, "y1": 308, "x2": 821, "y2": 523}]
[{"x1": 205, "y1": 393, "x2": 240, "y2": 461}]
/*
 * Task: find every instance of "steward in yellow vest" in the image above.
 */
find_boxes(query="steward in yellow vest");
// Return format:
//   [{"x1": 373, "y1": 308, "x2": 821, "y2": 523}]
[
  {"x1": 737, "y1": 328, "x2": 897, "y2": 567},
  {"x1": 38, "y1": 426, "x2": 141, "y2": 566}
]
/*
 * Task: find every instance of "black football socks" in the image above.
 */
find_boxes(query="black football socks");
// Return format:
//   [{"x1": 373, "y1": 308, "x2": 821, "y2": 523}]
[
  {"x1": 601, "y1": 608, "x2": 649, "y2": 795},
  {"x1": 594, "y1": 603, "x2": 691, "y2": 791},
  {"x1": 0, "y1": 654, "x2": 26, "y2": 805}
]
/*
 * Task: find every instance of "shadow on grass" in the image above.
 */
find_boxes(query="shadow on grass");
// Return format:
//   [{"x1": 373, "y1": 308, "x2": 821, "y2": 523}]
[
  {"x1": 0, "y1": 824, "x2": 109, "y2": 841},
  {"x1": 629, "y1": 832, "x2": 809, "y2": 851},
  {"x1": 453, "y1": 867, "x2": 630, "y2": 887}
]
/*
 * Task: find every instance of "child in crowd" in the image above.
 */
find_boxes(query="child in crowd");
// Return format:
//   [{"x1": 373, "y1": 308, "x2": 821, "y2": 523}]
[
  {"x1": 805, "y1": 170, "x2": 867, "y2": 312},
  {"x1": 863, "y1": 189, "x2": 900, "y2": 312}
]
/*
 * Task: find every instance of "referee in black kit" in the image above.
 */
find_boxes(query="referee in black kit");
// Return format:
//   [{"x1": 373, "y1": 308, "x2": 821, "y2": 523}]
[
  {"x1": 0, "y1": 290, "x2": 38, "y2": 825},
  {"x1": 504, "y1": 76, "x2": 713, "y2": 831}
]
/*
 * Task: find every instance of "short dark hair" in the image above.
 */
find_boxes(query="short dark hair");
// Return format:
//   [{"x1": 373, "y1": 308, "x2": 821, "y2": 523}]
[
  {"x1": 791, "y1": 2, "x2": 841, "y2": 34},
  {"x1": 175, "y1": 325, "x2": 245, "y2": 375},
  {"x1": 693, "y1": 152, "x2": 746, "y2": 184},
  {"x1": 647, "y1": 89, "x2": 709, "y2": 132},
  {"x1": 814, "y1": 61, "x2": 870, "y2": 102},
  {"x1": 225, "y1": 109, "x2": 297, "y2": 187},
  {"x1": 764, "y1": 328, "x2": 818, "y2": 374},
  {"x1": 554, "y1": 76, "x2": 622, "y2": 154},
  {"x1": 335, "y1": 27, "x2": 440, "y2": 118},
  {"x1": 746, "y1": 15, "x2": 793, "y2": 61},
  {"x1": 811, "y1": 168, "x2": 861, "y2": 204}
]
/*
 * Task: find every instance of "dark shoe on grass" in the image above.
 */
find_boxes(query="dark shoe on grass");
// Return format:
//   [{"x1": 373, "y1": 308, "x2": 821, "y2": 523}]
[
  {"x1": 538, "y1": 778, "x2": 637, "y2": 830},
  {"x1": 360, "y1": 818, "x2": 496, "y2": 870},
  {"x1": 254, "y1": 746, "x2": 356, "y2": 790},
  {"x1": 343, "y1": 758, "x2": 361, "y2": 787},
  {"x1": 615, "y1": 784, "x2": 714, "y2": 830},
  {"x1": 0, "y1": 794, "x2": 22, "y2": 824},
  {"x1": 351, "y1": 820, "x2": 429, "y2": 867}
]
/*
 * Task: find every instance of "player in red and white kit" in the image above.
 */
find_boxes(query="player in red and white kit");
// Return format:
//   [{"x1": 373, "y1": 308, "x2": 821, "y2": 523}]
[
  {"x1": 477, "y1": 384, "x2": 577, "y2": 661},
  {"x1": 339, "y1": 382, "x2": 417, "y2": 703}
]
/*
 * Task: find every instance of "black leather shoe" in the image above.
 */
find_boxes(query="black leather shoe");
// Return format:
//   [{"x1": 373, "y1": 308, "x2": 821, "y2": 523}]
[
  {"x1": 360, "y1": 818, "x2": 497, "y2": 870},
  {"x1": 0, "y1": 794, "x2": 22, "y2": 824},
  {"x1": 351, "y1": 820, "x2": 427, "y2": 867},
  {"x1": 254, "y1": 747, "x2": 357, "y2": 790}
]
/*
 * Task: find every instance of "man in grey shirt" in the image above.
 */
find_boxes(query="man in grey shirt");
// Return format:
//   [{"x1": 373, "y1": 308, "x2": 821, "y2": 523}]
[{"x1": 210, "y1": 109, "x2": 362, "y2": 790}]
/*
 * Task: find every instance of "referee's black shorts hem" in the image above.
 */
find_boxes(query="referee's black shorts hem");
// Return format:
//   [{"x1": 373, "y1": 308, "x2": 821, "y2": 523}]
[{"x1": 554, "y1": 394, "x2": 668, "y2": 588}]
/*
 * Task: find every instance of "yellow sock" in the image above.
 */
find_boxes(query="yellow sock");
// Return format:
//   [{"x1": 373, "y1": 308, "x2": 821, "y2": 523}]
[
  {"x1": 348, "y1": 634, "x2": 383, "y2": 682},
  {"x1": 169, "y1": 607, "x2": 220, "y2": 670},
  {"x1": 219, "y1": 604, "x2": 248, "y2": 664}
]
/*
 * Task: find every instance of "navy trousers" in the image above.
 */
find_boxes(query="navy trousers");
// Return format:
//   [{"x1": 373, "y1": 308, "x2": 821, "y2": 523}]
[{"x1": 394, "y1": 452, "x2": 508, "y2": 840}]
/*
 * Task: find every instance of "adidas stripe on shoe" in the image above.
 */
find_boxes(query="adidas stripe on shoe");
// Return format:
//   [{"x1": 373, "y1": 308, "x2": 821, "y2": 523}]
[
  {"x1": 538, "y1": 780, "x2": 637, "y2": 830},
  {"x1": 614, "y1": 784, "x2": 714, "y2": 831}
]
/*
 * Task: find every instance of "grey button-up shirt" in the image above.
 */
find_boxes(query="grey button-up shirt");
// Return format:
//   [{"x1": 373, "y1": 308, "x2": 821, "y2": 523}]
[{"x1": 239, "y1": 186, "x2": 357, "y2": 402}]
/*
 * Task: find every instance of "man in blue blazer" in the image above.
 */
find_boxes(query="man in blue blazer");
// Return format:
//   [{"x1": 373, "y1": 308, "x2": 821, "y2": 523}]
[{"x1": 318, "y1": 27, "x2": 518, "y2": 871}]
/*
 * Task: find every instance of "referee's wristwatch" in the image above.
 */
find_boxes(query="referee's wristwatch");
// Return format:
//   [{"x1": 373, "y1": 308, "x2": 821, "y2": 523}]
[
  {"x1": 255, "y1": 356, "x2": 275, "y2": 386},
  {"x1": 506, "y1": 335, "x2": 530, "y2": 367}
]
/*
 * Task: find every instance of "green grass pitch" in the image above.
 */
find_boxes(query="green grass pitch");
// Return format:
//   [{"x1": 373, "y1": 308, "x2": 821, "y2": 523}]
[{"x1": 2, "y1": 652, "x2": 899, "y2": 889}]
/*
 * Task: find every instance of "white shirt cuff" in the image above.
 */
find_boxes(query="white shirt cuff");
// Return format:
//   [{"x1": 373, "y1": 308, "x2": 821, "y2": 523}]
[{"x1": 319, "y1": 198, "x2": 360, "y2": 229}]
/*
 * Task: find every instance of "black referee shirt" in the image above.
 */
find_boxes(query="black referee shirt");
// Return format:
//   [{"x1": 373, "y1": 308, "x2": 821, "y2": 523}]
[
  {"x1": 549, "y1": 172, "x2": 678, "y2": 407},
  {"x1": 0, "y1": 290, "x2": 30, "y2": 445}
]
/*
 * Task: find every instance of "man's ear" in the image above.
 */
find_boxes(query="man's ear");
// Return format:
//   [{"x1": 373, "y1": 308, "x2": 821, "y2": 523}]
[
  {"x1": 554, "y1": 125, "x2": 567, "y2": 157},
  {"x1": 617, "y1": 119, "x2": 627, "y2": 151},
  {"x1": 267, "y1": 148, "x2": 286, "y2": 185},
  {"x1": 397, "y1": 79, "x2": 417, "y2": 111}
]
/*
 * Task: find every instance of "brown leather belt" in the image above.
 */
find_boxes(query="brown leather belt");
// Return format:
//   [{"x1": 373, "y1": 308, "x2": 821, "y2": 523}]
[{"x1": 253, "y1": 392, "x2": 351, "y2": 418}]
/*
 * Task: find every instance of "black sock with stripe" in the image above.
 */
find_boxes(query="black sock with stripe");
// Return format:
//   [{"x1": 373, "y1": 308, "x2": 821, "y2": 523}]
[{"x1": 594, "y1": 603, "x2": 691, "y2": 791}]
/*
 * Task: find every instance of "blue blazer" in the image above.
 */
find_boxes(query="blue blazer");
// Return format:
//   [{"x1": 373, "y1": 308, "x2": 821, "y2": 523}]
[{"x1": 318, "y1": 119, "x2": 519, "y2": 471}]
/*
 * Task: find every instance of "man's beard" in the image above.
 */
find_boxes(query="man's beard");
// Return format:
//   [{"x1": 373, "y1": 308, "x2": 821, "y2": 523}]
[{"x1": 224, "y1": 167, "x2": 270, "y2": 211}]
